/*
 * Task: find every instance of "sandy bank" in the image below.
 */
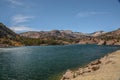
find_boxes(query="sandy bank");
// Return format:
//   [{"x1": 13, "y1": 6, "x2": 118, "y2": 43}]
[{"x1": 61, "y1": 50, "x2": 120, "y2": 80}]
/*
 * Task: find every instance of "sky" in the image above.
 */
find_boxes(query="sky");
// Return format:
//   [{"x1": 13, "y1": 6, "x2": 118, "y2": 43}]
[{"x1": 0, "y1": 0, "x2": 120, "y2": 33}]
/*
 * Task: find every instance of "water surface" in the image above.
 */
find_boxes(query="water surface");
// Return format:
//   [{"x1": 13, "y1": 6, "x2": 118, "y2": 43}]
[{"x1": 0, "y1": 44, "x2": 120, "y2": 80}]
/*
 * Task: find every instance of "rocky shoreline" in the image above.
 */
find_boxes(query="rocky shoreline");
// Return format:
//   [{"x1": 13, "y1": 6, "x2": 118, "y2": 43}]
[
  {"x1": 61, "y1": 50, "x2": 120, "y2": 80},
  {"x1": 79, "y1": 39, "x2": 120, "y2": 45}
]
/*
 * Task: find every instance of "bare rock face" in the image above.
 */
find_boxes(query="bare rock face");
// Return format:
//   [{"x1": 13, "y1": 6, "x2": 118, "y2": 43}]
[
  {"x1": 0, "y1": 23, "x2": 17, "y2": 38},
  {"x1": 20, "y1": 30, "x2": 87, "y2": 39},
  {"x1": 91, "y1": 65, "x2": 100, "y2": 71},
  {"x1": 74, "y1": 68, "x2": 84, "y2": 76},
  {"x1": 97, "y1": 40, "x2": 106, "y2": 45},
  {"x1": 86, "y1": 60, "x2": 101, "y2": 72},
  {"x1": 91, "y1": 31, "x2": 106, "y2": 37},
  {"x1": 61, "y1": 70, "x2": 74, "y2": 80},
  {"x1": 89, "y1": 59, "x2": 101, "y2": 65},
  {"x1": 106, "y1": 40, "x2": 115, "y2": 45}
]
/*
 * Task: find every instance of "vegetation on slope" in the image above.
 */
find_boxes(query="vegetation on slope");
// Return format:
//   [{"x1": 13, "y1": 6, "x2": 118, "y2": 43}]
[{"x1": 0, "y1": 22, "x2": 120, "y2": 47}]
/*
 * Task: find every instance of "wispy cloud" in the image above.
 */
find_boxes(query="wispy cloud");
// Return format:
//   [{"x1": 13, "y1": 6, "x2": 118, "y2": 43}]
[
  {"x1": 11, "y1": 14, "x2": 34, "y2": 25},
  {"x1": 7, "y1": 0, "x2": 22, "y2": 5},
  {"x1": 10, "y1": 14, "x2": 35, "y2": 32},
  {"x1": 10, "y1": 25, "x2": 36, "y2": 32},
  {"x1": 77, "y1": 11, "x2": 106, "y2": 17}
]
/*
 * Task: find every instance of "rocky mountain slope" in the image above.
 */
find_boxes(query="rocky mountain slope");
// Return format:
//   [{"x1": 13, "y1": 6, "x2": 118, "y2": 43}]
[
  {"x1": 20, "y1": 30, "x2": 107, "y2": 39},
  {"x1": 97, "y1": 28, "x2": 120, "y2": 39},
  {"x1": 20, "y1": 30, "x2": 90, "y2": 45},
  {"x1": 20, "y1": 27, "x2": 120, "y2": 45},
  {"x1": 20, "y1": 30, "x2": 87, "y2": 39},
  {"x1": 0, "y1": 23, "x2": 120, "y2": 47},
  {"x1": 0, "y1": 23, "x2": 17, "y2": 38},
  {"x1": 79, "y1": 29, "x2": 120, "y2": 45},
  {"x1": 0, "y1": 23, "x2": 23, "y2": 47},
  {"x1": 90, "y1": 31, "x2": 106, "y2": 37}
]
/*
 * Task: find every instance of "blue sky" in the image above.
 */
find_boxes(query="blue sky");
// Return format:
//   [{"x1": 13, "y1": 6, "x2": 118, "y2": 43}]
[{"x1": 0, "y1": 0, "x2": 120, "y2": 33}]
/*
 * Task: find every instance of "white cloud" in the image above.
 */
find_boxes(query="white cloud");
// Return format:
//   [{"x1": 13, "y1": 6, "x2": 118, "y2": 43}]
[
  {"x1": 10, "y1": 26, "x2": 36, "y2": 32},
  {"x1": 10, "y1": 14, "x2": 35, "y2": 32},
  {"x1": 8, "y1": 0, "x2": 22, "y2": 5},
  {"x1": 77, "y1": 11, "x2": 106, "y2": 17},
  {"x1": 11, "y1": 14, "x2": 34, "y2": 25}
]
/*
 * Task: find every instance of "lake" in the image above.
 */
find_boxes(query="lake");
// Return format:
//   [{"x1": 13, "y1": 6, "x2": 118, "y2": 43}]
[{"x1": 0, "y1": 44, "x2": 120, "y2": 80}]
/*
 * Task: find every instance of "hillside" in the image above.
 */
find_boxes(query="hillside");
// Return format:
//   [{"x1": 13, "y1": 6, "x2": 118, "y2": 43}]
[
  {"x1": 20, "y1": 30, "x2": 88, "y2": 45},
  {"x1": 0, "y1": 23, "x2": 17, "y2": 38},
  {"x1": 20, "y1": 30, "x2": 109, "y2": 45},
  {"x1": 79, "y1": 29, "x2": 120, "y2": 45},
  {"x1": 90, "y1": 31, "x2": 106, "y2": 37},
  {"x1": 0, "y1": 23, "x2": 23, "y2": 47},
  {"x1": 0, "y1": 23, "x2": 120, "y2": 47},
  {"x1": 0, "y1": 23, "x2": 82, "y2": 46},
  {"x1": 97, "y1": 28, "x2": 120, "y2": 40},
  {"x1": 20, "y1": 27, "x2": 120, "y2": 45},
  {"x1": 20, "y1": 30, "x2": 87, "y2": 39}
]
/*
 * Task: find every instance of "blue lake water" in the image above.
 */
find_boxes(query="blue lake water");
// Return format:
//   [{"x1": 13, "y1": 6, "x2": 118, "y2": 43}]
[{"x1": 0, "y1": 44, "x2": 120, "y2": 80}]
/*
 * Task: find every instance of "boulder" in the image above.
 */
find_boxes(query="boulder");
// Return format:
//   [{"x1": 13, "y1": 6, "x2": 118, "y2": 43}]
[
  {"x1": 83, "y1": 67, "x2": 91, "y2": 73},
  {"x1": 91, "y1": 65, "x2": 100, "y2": 71},
  {"x1": 90, "y1": 59, "x2": 101, "y2": 65},
  {"x1": 62, "y1": 70, "x2": 74, "y2": 80}
]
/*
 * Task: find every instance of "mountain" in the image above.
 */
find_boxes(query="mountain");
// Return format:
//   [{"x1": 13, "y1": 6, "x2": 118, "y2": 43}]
[
  {"x1": 79, "y1": 28, "x2": 120, "y2": 45},
  {"x1": 0, "y1": 23, "x2": 120, "y2": 47},
  {"x1": 0, "y1": 23, "x2": 17, "y2": 38},
  {"x1": 0, "y1": 23, "x2": 23, "y2": 47},
  {"x1": 97, "y1": 28, "x2": 120, "y2": 39},
  {"x1": 20, "y1": 27, "x2": 120, "y2": 45},
  {"x1": 20, "y1": 30, "x2": 107, "y2": 39},
  {"x1": 20, "y1": 30, "x2": 88, "y2": 39}
]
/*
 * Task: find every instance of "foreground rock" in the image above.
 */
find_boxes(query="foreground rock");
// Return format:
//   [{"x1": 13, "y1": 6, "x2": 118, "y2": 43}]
[{"x1": 61, "y1": 50, "x2": 120, "y2": 80}]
